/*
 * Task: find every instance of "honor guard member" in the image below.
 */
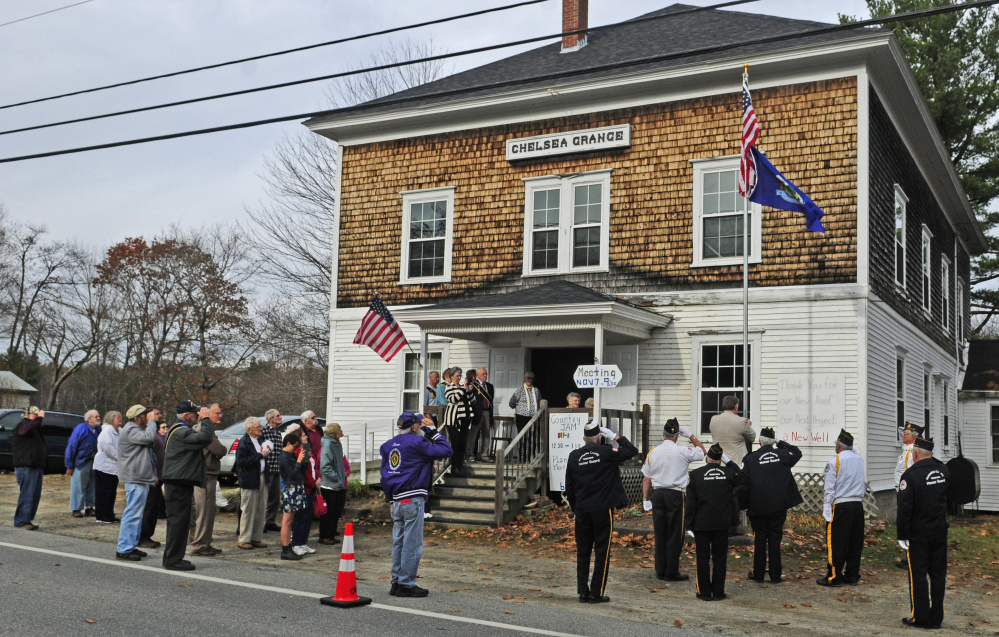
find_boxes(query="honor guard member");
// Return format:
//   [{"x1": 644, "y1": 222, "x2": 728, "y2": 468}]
[
  {"x1": 565, "y1": 421, "x2": 638, "y2": 604},
  {"x1": 741, "y1": 427, "x2": 802, "y2": 583},
  {"x1": 898, "y1": 435, "x2": 950, "y2": 630},
  {"x1": 817, "y1": 429, "x2": 866, "y2": 587},
  {"x1": 686, "y1": 443, "x2": 744, "y2": 601},
  {"x1": 894, "y1": 422, "x2": 923, "y2": 568},
  {"x1": 641, "y1": 418, "x2": 706, "y2": 582}
]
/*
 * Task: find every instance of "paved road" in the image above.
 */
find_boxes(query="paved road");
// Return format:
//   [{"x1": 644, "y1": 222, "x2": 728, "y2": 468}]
[{"x1": 0, "y1": 528, "x2": 702, "y2": 637}]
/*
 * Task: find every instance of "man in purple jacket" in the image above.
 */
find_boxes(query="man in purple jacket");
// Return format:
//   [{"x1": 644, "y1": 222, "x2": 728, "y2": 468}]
[
  {"x1": 380, "y1": 411, "x2": 452, "y2": 598},
  {"x1": 65, "y1": 410, "x2": 101, "y2": 517}
]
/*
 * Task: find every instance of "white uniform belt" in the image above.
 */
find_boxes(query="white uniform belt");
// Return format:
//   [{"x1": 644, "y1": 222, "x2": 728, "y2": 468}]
[
  {"x1": 653, "y1": 486, "x2": 684, "y2": 492},
  {"x1": 833, "y1": 496, "x2": 863, "y2": 505}
]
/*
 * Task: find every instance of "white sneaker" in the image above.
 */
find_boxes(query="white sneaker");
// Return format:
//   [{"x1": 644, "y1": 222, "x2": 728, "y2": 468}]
[
  {"x1": 301, "y1": 544, "x2": 316, "y2": 554},
  {"x1": 292, "y1": 545, "x2": 308, "y2": 556},
  {"x1": 424, "y1": 512, "x2": 433, "y2": 520}
]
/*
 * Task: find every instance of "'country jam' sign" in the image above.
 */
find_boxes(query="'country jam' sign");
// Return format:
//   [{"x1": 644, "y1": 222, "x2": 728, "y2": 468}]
[{"x1": 506, "y1": 124, "x2": 631, "y2": 161}]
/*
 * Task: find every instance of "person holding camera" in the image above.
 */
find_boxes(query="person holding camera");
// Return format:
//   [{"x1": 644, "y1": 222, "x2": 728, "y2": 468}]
[
  {"x1": 235, "y1": 417, "x2": 269, "y2": 549},
  {"x1": 565, "y1": 420, "x2": 638, "y2": 603},
  {"x1": 278, "y1": 431, "x2": 310, "y2": 561},
  {"x1": 13, "y1": 407, "x2": 46, "y2": 530},
  {"x1": 380, "y1": 411, "x2": 453, "y2": 598}
]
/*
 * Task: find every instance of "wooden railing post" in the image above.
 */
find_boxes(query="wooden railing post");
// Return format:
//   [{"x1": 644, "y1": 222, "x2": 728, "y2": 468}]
[{"x1": 642, "y1": 404, "x2": 650, "y2": 458}]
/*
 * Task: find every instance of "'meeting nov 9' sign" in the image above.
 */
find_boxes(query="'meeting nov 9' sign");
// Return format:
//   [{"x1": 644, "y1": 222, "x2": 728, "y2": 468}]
[{"x1": 506, "y1": 124, "x2": 631, "y2": 161}]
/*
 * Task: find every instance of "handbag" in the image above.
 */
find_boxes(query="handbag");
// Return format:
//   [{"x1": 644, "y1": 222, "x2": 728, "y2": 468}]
[
  {"x1": 313, "y1": 491, "x2": 328, "y2": 516},
  {"x1": 343, "y1": 455, "x2": 351, "y2": 477}
]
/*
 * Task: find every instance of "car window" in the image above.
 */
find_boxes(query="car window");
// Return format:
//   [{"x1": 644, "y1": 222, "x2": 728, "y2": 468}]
[
  {"x1": 41, "y1": 414, "x2": 82, "y2": 436},
  {"x1": 0, "y1": 411, "x2": 23, "y2": 430}
]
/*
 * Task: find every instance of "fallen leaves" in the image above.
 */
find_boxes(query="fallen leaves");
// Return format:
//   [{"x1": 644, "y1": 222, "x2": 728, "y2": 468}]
[
  {"x1": 448, "y1": 609, "x2": 460, "y2": 613},
  {"x1": 674, "y1": 619, "x2": 683, "y2": 627},
  {"x1": 84, "y1": 619, "x2": 96, "y2": 624},
  {"x1": 504, "y1": 609, "x2": 515, "y2": 615}
]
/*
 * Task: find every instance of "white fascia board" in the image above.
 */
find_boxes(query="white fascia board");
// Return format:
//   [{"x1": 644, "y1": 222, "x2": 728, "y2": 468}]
[
  {"x1": 306, "y1": 34, "x2": 885, "y2": 147},
  {"x1": 868, "y1": 39, "x2": 987, "y2": 255},
  {"x1": 394, "y1": 301, "x2": 671, "y2": 328},
  {"x1": 617, "y1": 282, "x2": 869, "y2": 306}
]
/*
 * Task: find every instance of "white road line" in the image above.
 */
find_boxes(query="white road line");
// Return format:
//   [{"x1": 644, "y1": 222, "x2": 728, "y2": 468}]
[{"x1": 0, "y1": 540, "x2": 582, "y2": 637}]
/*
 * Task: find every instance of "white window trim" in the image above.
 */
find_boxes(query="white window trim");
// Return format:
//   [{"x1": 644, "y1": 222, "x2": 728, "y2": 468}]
[
  {"x1": 399, "y1": 186, "x2": 455, "y2": 285},
  {"x1": 689, "y1": 332, "x2": 762, "y2": 438},
  {"x1": 894, "y1": 185, "x2": 907, "y2": 290},
  {"x1": 521, "y1": 169, "x2": 612, "y2": 277},
  {"x1": 938, "y1": 376, "x2": 951, "y2": 450},
  {"x1": 921, "y1": 224, "x2": 933, "y2": 317},
  {"x1": 923, "y1": 365, "x2": 933, "y2": 439},
  {"x1": 896, "y1": 353, "x2": 906, "y2": 440},
  {"x1": 690, "y1": 156, "x2": 762, "y2": 268},
  {"x1": 957, "y1": 277, "x2": 965, "y2": 344},
  {"x1": 940, "y1": 255, "x2": 951, "y2": 333},
  {"x1": 396, "y1": 344, "x2": 449, "y2": 416},
  {"x1": 990, "y1": 401, "x2": 999, "y2": 466}
]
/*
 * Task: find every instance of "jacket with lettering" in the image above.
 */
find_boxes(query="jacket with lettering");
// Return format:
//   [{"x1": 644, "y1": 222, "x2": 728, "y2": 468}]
[
  {"x1": 686, "y1": 460, "x2": 745, "y2": 531},
  {"x1": 379, "y1": 429, "x2": 453, "y2": 502},
  {"x1": 897, "y1": 457, "x2": 950, "y2": 541},
  {"x1": 741, "y1": 440, "x2": 803, "y2": 516},
  {"x1": 565, "y1": 436, "x2": 638, "y2": 514}
]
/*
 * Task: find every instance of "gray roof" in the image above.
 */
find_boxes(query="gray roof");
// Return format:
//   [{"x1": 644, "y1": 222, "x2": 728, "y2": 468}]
[
  {"x1": 963, "y1": 340, "x2": 999, "y2": 392},
  {"x1": 0, "y1": 371, "x2": 37, "y2": 393},
  {"x1": 307, "y1": 3, "x2": 876, "y2": 124},
  {"x1": 424, "y1": 280, "x2": 640, "y2": 311}
]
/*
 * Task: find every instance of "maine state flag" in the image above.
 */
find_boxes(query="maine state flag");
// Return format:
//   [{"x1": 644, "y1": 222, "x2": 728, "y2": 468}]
[{"x1": 747, "y1": 147, "x2": 826, "y2": 233}]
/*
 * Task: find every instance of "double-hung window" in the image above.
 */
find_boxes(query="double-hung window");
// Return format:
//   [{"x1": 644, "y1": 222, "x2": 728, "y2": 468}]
[
  {"x1": 942, "y1": 379, "x2": 950, "y2": 447},
  {"x1": 894, "y1": 186, "x2": 907, "y2": 288},
  {"x1": 896, "y1": 356, "x2": 905, "y2": 438},
  {"x1": 400, "y1": 187, "x2": 455, "y2": 284},
  {"x1": 401, "y1": 351, "x2": 443, "y2": 412},
  {"x1": 522, "y1": 170, "x2": 611, "y2": 276},
  {"x1": 921, "y1": 225, "x2": 933, "y2": 315},
  {"x1": 941, "y1": 256, "x2": 951, "y2": 332},
  {"x1": 691, "y1": 335, "x2": 759, "y2": 435},
  {"x1": 991, "y1": 405, "x2": 999, "y2": 464},
  {"x1": 691, "y1": 156, "x2": 762, "y2": 267}
]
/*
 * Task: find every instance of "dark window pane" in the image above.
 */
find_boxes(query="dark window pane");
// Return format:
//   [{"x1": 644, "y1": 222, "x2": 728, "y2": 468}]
[
  {"x1": 702, "y1": 346, "x2": 717, "y2": 367},
  {"x1": 718, "y1": 367, "x2": 735, "y2": 388},
  {"x1": 408, "y1": 239, "x2": 445, "y2": 279},
  {"x1": 532, "y1": 230, "x2": 559, "y2": 270},
  {"x1": 572, "y1": 227, "x2": 601, "y2": 268},
  {"x1": 718, "y1": 346, "x2": 735, "y2": 366}
]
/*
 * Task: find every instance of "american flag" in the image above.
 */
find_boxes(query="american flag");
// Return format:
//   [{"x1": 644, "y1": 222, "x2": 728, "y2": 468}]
[
  {"x1": 353, "y1": 296, "x2": 408, "y2": 362},
  {"x1": 738, "y1": 74, "x2": 760, "y2": 197}
]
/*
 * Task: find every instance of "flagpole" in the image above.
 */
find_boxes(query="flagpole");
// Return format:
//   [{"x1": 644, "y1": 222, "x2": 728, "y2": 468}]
[{"x1": 742, "y1": 63, "x2": 749, "y2": 423}]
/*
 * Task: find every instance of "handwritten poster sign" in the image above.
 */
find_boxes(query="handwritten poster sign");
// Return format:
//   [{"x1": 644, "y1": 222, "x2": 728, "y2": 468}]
[
  {"x1": 548, "y1": 412, "x2": 588, "y2": 491},
  {"x1": 776, "y1": 374, "x2": 845, "y2": 446}
]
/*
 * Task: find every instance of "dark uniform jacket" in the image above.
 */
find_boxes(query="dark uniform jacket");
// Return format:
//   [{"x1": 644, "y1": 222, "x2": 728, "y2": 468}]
[
  {"x1": 897, "y1": 457, "x2": 950, "y2": 541},
  {"x1": 565, "y1": 436, "x2": 638, "y2": 514},
  {"x1": 162, "y1": 418, "x2": 215, "y2": 487},
  {"x1": 686, "y1": 460, "x2": 745, "y2": 531},
  {"x1": 741, "y1": 440, "x2": 803, "y2": 516},
  {"x1": 13, "y1": 416, "x2": 47, "y2": 468}
]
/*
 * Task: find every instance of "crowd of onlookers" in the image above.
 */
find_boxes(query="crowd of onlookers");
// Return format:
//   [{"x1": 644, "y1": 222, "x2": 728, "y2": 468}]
[{"x1": 10, "y1": 403, "x2": 349, "y2": 570}]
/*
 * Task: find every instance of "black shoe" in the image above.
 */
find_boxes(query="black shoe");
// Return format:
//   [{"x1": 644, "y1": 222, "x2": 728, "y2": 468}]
[
  {"x1": 84, "y1": 508, "x2": 95, "y2": 517},
  {"x1": 264, "y1": 522, "x2": 281, "y2": 533},
  {"x1": 395, "y1": 585, "x2": 429, "y2": 598},
  {"x1": 901, "y1": 617, "x2": 938, "y2": 629},
  {"x1": 714, "y1": 593, "x2": 727, "y2": 601},
  {"x1": 844, "y1": 579, "x2": 860, "y2": 586},
  {"x1": 816, "y1": 577, "x2": 842, "y2": 587},
  {"x1": 578, "y1": 593, "x2": 589, "y2": 603},
  {"x1": 164, "y1": 562, "x2": 196, "y2": 571},
  {"x1": 130, "y1": 549, "x2": 148, "y2": 558},
  {"x1": 664, "y1": 574, "x2": 689, "y2": 582},
  {"x1": 72, "y1": 511, "x2": 84, "y2": 518},
  {"x1": 747, "y1": 571, "x2": 764, "y2": 583},
  {"x1": 896, "y1": 558, "x2": 909, "y2": 569},
  {"x1": 281, "y1": 545, "x2": 302, "y2": 561},
  {"x1": 390, "y1": 582, "x2": 399, "y2": 596},
  {"x1": 655, "y1": 573, "x2": 667, "y2": 581},
  {"x1": 138, "y1": 539, "x2": 161, "y2": 549},
  {"x1": 696, "y1": 594, "x2": 713, "y2": 601},
  {"x1": 770, "y1": 578, "x2": 783, "y2": 584},
  {"x1": 587, "y1": 595, "x2": 610, "y2": 604},
  {"x1": 116, "y1": 551, "x2": 141, "y2": 561}
]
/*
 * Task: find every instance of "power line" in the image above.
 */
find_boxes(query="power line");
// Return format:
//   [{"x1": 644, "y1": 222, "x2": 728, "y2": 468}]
[
  {"x1": 0, "y1": 0, "x2": 552, "y2": 111},
  {"x1": 0, "y1": 0, "x2": 94, "y2": 29},
  {"x1": 0, "y1": 0, "x2": 763, "y2": 137},
  {"x1": 1, "y1": 0, "x2": 997, "y2": 164}
]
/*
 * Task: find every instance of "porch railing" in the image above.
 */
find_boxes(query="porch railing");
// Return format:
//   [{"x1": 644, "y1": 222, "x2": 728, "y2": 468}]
[
  {"x1": 423, "y1": 405, "x2": 452, "y2": 485},
  {"x1": 495, "y1": 399, "x2": 549, "y2": 527},
  {"x1": 599, "y1": 404, "x2": 651, "y2": 459}
]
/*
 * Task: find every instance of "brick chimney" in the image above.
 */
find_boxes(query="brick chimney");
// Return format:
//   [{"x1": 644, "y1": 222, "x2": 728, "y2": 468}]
[{"x1": 561, "y1": 0, "x2": 588, "y2": 52}]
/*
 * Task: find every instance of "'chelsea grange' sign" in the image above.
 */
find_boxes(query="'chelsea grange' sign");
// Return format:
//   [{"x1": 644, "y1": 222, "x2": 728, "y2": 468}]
[{"x1": 506, "y1": 124, "x2": 631, "y2": 161}]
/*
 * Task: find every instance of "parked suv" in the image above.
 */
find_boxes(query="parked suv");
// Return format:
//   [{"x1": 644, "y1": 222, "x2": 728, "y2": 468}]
[{"x1": 0, "y1": 408, "x2": 85, "y2": 473}]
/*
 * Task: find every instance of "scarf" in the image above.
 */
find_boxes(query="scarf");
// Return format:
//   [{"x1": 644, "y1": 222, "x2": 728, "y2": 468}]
[{"x1": 524, "y1": 384, "x2": 536, "y2": 414}]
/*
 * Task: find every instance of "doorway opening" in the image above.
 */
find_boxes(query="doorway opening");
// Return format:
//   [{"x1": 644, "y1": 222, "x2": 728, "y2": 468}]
[{"x1": 528, "y1": 347, "x2": 594, "y2": 409}]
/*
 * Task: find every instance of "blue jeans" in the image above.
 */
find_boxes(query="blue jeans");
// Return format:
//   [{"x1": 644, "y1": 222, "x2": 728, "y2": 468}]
[
  {"x1": 390, "y1": 496, "x2": 425, "y2": 587},
  {"x1": 117, "y1": 483, "x2": 150, "y2": 553},
  {"x1": 70, "y1": 460, "x2": 96, "y2": 511},
  {"x1": 14, "y1": 467, "x2": 43, "y2": 526},
  {"x1": 292, "y1": 491, "x2": 315, "y2": 546}
]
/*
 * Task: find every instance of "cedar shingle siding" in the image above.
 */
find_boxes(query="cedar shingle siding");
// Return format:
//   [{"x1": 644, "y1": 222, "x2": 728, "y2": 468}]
[
  {"x1": 338, "y1": 77, "x2": 858, "y2": 308},
  {"x1": 868, "y1": 88, "x2": 969, "y2": 352}
]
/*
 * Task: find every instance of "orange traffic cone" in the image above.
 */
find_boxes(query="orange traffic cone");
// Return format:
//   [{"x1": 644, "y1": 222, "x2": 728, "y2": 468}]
[{"x1": 320, "y1": 522, "x2": 372, "y2": 608}]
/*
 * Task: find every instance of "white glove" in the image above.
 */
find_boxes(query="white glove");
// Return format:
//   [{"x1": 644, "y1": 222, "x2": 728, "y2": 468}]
[
  {"x1": 678, "y1": 427, "x2": 693, "y2": 438},
  {"x1": 823, "y1": 510, "x2": 832, "y2": 523},
  {"x1": 686, "y1": 530, "x2": 696, "y2": 540},
  {"x1": 599, "y1": 426, "x2": 616, "y2": 440},
  {"x1": 642, "y1": 500, "x2": 652, "y2": 512},
  {"x1": 898, "y1": 540, "x2": 909, "y2": 550},
  {"x1": 721, "y1": 453, "x2": 731, "y2": 464}
]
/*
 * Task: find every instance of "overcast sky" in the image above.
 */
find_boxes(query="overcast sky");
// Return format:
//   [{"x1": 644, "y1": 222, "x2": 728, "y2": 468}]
[{"x1": 0, "y1": 0, "x2": 869, "y2": 244}]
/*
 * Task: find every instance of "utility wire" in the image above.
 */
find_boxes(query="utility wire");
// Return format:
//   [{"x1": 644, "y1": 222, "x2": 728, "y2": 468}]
[
  {"x1": 0, "y1": 0, "x2": 551, "y2": 111},
  {"x1": 0, "y1": 0, "x2": 763, "y2": 137},
  {"x1": 0, "y1": 0, "x2": 94, "y2": 29},
  {"x1": 1, "y1": 0, "x2": 997, "y2": 164}
]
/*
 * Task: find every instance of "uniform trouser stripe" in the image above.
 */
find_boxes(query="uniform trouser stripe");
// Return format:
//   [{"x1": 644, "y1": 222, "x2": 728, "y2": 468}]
[
  {"x1": 826, "y1": 505, "x2": 836, "y2": 582},
  {"x1": 907, "y1": 549, "x2": 915, "y2": 618},
  {"x1": 598, "y1": 509, "x2": 613, "y2": 597}
]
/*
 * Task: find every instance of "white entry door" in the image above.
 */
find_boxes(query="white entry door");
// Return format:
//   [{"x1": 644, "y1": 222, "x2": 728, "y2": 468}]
[
  {"x1": 489, "y1": 347, "x2": 525, "y2": 418},
  {"x1": 601, "y1": 344, "x2": 639, "y2": 410}
]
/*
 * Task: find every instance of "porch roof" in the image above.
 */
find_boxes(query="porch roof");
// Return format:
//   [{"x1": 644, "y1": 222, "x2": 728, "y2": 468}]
[{"x1": 392, "y1": 281, "x2": 671, "y2": 343}]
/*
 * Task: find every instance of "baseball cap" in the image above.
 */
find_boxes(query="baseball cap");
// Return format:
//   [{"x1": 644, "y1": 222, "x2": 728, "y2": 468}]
[
  {"x1": 126, "y1": 405, "x2": 152, "y2": 420},
  {"x1": 175, "y1": 400, "x2": 200, "y2": 415},
  {"x1": 397, "y1": 410, "x2": 424, "y2": 429}
]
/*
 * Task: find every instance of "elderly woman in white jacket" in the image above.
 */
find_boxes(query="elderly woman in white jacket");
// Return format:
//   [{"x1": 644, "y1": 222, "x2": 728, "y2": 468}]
[{"x1": 93, "y1": 410, "x2": 123, "y2": 524}]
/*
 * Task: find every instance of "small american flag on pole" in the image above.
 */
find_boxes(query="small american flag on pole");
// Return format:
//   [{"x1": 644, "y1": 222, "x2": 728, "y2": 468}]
[
  {"x1": 738, "y1": 71, "x2": 760, "y2": 197},
  {"x1": 353, "y1": 295, "x2": 408, "y2": 362}
]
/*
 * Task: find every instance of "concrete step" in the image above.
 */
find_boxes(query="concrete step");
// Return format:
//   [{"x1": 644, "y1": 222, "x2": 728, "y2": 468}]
[
  {"x1": 426, "y1": 509, "x2": 495, "y2": 525},
  {"x1": 432, "y1": 498, "x2": 496, "y2": 512},
  {"x1": 434, "y1": 485, "x2": 495, "y2": 499},
  {"x1": 440, "y1": 474, "x2": 494, "y2": 488},
  {"x1": 426, "y1": 516, "x2": 492, "y2": 528}
]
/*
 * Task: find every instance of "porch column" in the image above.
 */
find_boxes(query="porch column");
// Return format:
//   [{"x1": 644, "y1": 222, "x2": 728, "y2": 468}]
[
  {"x1": 593, "y1": 323, "x2": 604, "y2": 427},
  {"x1": 420, "y1": 330, "x2": 429, "y2": 410}
]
